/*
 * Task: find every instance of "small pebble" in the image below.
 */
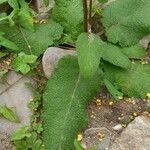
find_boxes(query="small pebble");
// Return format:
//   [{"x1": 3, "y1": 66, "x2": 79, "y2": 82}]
[{"x1": 112, "y1": 124, "x2": 123, "y2": 131}]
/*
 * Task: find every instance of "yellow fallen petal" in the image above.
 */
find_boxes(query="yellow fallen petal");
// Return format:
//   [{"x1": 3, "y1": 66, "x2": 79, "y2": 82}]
[
  {"x1": 109, "y1": 101, "x2": 114, "y2": 106},
  {"x1": 118, "y1": 96, "x2": 123, "y2": 100},
  {"x1": 146, "y1": 93, "x2": 150, "y2": 99},
  {"x1": 77, "y1": 134, "x2": 83, "y2": 141}
]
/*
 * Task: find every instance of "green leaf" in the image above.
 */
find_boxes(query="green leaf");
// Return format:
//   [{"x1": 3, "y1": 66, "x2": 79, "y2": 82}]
[
  {"x1": 52, "y1": 0, "x2": 83, "y2": 41},
  {"x1": 8, "y1": 0, "x2": 19, "y2": 9},
  {"x1": 43, "y1": 56, "x2": 102, "y2": 150},
  {"x1": 13, "y1": 140, "x2": 29, "y2": 150},
  {"x1": 0, "y1": 69, "x2": 8, "y2": 78},
  {"x1": 12, "y1": 52, "x2": 37, "y2": 74},
  {"x1": 32, "y1": 139, "x2": 44, "y2": 150},
  {"x1": 101, "y1": 43, "x2": 131, "y2": 69},
  {"x1": 18, "y1": 0, "x2": 34, "y2": 31},
  {"x1": 32, "y1": 123, "x2": 43, "y2": 134},
  {"x1": 76, "y1": 33, "x2": 102, "y2": 78},
  {"x1": 0, "y1": 104, "x2": 19, "y2": 122},
  {"x1": 11, "y1": 126, "x2": 31, "y2": 141},
  {"x1": 102, "y1": 0, "x2": 150, "y2": 46},
  {"x1": 0, "y1": 0, "x2": 7, "y2": 5},
  {"x1": 0, "y1": 52, "x2": 8, "y2": 58},
  {"x1": 74, "y1": 139, "x2": 84, "y2": 150},
  {"x1": 104, "y1": 63, "x2": 150, "y2": 98},
  {"x1": 98, "y1": 0, "x2": 108, "y2": 3},
  {"x1": 121, "y1": 44, "x2": 146, "y2": 59},
  {"x1": 0, "y1": 20, "x2": 63, "y2": 56},
  {"x1": 0, "y1": 38, "x2": 18, "y2": 50},
  {"x1": 103, "y1": 79, "x2": 123, "y2": 101},
  {"x1": 43, "y1": 0, "x2": 49, "y2": 6},
  {"x1": 0, "y1": 32, "x2": 18, "y2": 50},
  {"x1": 26, "y1": 132, "x2": 37, "y2": 145}
]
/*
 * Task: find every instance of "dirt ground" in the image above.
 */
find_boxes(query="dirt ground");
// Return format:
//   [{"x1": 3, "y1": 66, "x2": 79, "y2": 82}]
[{"x1": 85, "y1": 86, "x2": 150, "y2": 148}]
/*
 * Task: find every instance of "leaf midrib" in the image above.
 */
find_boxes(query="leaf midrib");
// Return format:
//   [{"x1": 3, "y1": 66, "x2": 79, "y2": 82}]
[{"x1": 59, "y1": 74, "x2": 81, "y2": 149}]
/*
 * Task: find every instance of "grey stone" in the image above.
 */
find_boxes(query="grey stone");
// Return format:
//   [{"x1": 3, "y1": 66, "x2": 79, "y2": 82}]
[
  {"x1": 112, "y1": 124, "x2": 123, "y2": 131},
  {"x1": 0, "y1": 71, "x2": 35, "y2": 135},
  {"x1": 42, "y1": 47, "x2": 76, "y2": 78},
  {"x1": 82, "y1": 127, "x2": 111, "y2": 150},
  {"x1": 0, "y1": 133, "x2": 12, "y2": 150},
  {"x1": 140, "y1": 35, "x2": 150, "y2": 49},
  {"x1": 35, "y1": 0, "x2": 55, "y2": 13},
  {"x1": 145, "y1": 103, "x2": 150, "y2": 111},
  {"x1": 109, "y1": 116, "x2": 150, "y2": 150}
]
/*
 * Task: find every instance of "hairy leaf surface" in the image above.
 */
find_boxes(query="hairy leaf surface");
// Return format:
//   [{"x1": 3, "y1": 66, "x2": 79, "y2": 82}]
[
  {"x1": 76, "y1": 33, "x2": 102, "y2": 78},
  {"x1": 52, "y1": 0, "x2": 83, "y2": 41},
  {"x1": 104, "y1": 63, "x2": 150, "y2": 98},
  {"x1": 102, "y1": 0, "x2": 150, "y2": 46},
  {"x1": 43, "y1": 56, "x2": 101, "y2": 150},
  {"x1": 0, "y1": 20, "x2": 63, "y2": 56},
  {"x1": 121, "y1": 44, "x2": 146, "y2": 59},
  {"x1": 101, "y1": 43, "x2": 131, "y2": 69}
]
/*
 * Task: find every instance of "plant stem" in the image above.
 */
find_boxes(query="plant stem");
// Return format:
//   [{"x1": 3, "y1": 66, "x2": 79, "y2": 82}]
[
  {"x1": 82, "y1": 0, "x2": 92, "y2": 33},
  {"x1": 83, "y1": 0, "x2": 88, "y2": 32},
  {"x1": 89, "y1": 0, "x2": 92, "y2": 33}
]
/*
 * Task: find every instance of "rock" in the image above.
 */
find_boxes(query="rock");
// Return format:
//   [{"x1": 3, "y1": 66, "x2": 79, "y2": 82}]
[
  {"x1": 145, "y1": 103, "x2": 150, "y2": 111},
  {"x1": 112, "y1": 124, "x2": 123, "y2": 132},
  {"x1": 0, "y1": 133, "x2": 12, "y2": 150},
  {"x1": 109, "y1": 116, "x2": 150, "y2": 150},
  {"x1": 35, "y1": 0, "x2": 55, "y2": 13},
  {"x1": 0, "y1": 71, "x2": 35, "y2": 135},
  {"x1": 42, "y1": 47, "x2": 76, "y2": 78},
  {"x1": 82, "y1": 127, "x2": 111, "y2": 150},
  {"x1": 140, "y1": 35, "x2": 150, "y2": 49}
]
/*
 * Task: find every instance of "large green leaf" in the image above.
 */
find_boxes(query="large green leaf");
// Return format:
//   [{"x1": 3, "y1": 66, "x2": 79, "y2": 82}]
[
  {"x1": 101, "y1": 43, "x2": 131, "y2": 69},
  {"x1": 0, "y1": 20, "x2": 63, "y2": 56},
  {"x1": 43, "y1": 56, "x2": 101, "y2": 150},
  {"x1": 52, "y1": 0, "x2": 83, "y2": 41},
  {"x1": 76, "y1": 33, "x2": 131, "y2": 77},
  {"x1": 102, "y1": 0, "x2": 150, "y2": 47},
  {"x1": 76, "y1": 33, "x2": 102, "y2": 78},
  {"x1": 104, "y1": 63, "x2": 150, "y2": 98},
  {"x1": 121, "y1": 44, "x2": 146, "y2": 59}
]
